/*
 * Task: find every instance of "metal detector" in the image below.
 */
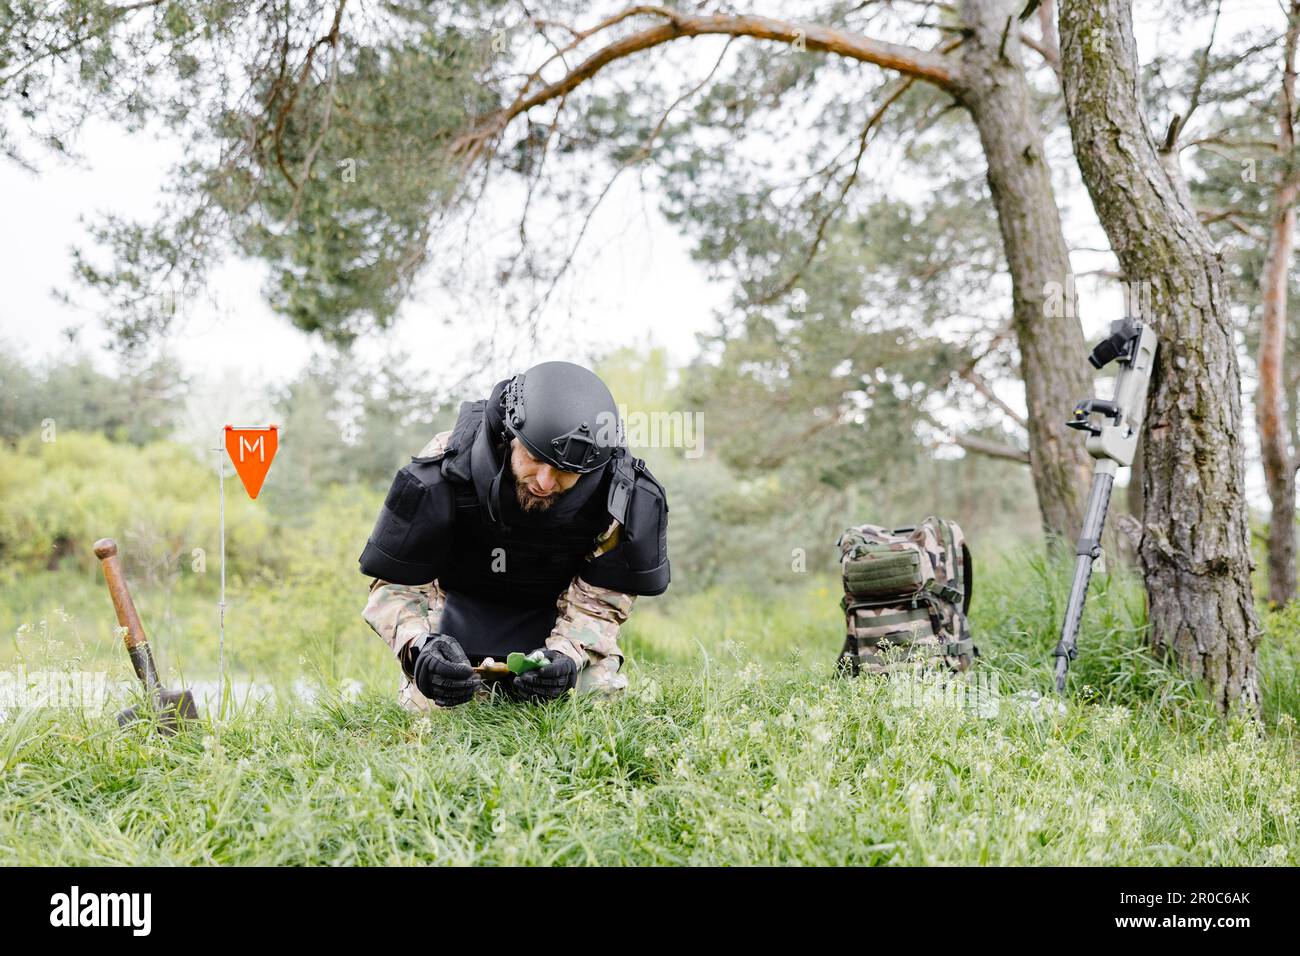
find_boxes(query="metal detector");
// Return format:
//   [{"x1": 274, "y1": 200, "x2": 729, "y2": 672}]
[{"x1": 1053, "y1": 319, "x2": 1158, "y2": 693}]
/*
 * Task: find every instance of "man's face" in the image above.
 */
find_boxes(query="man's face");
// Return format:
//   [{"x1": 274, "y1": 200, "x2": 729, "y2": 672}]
[{"x1": 509, "y1": 439, "x2": 582, "y2": 512}]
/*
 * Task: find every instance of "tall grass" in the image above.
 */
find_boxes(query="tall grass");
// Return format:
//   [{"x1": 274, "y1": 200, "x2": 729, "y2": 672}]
[
  {"x1": 1, "y1": 548, "x2": 1297, "y2": 865},
  {"x1": 0, "y1": 666, "x2": 1293, "y2": 865}
]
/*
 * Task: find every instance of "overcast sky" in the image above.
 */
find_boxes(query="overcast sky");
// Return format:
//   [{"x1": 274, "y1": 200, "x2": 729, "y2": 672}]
[{"x1": 0, "y1": 115, "x2": 730, "y2": 380}]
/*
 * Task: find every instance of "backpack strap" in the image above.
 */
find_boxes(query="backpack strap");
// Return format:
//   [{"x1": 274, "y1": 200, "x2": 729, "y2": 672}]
[
  {"x1": 961, "y1": 540, "x2": 973, "y2": 616},
  {"x1": 941, "y1": 638, "x2": 976, "y2": 657},
  {"x1": 922, "y1": 518, "x2": 972, "y2": 615}
]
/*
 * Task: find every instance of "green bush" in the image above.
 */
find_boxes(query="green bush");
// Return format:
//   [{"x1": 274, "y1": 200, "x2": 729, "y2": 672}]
[{"x1": 0, "y1": 431, "x2": 278, "y2": 584}]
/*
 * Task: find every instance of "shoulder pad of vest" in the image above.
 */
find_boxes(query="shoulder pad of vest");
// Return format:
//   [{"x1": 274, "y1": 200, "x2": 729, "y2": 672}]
[
  {"x1": 605, "y1": 452, "x2": 669, "y2": 524},
  {"x1": 411, "y1": 429, "x2": 453, "y2": 463},
  {"x1": 583, "y1": 457, "x2": 670, "y2": 596},
  {"x1": 633, "y1": 457, "x2": 667, "y2": 507},
  {"x1": 358, "y1": 459, "x2": 455, "y2": 585},
  {"x1": 441, "y1": 400, "x2": 487, "y2": 483}
]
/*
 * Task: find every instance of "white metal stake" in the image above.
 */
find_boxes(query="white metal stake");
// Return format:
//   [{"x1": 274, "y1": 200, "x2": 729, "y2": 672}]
[{"x1": 216, "y1": 440, "x2": 227, "y2": 715}]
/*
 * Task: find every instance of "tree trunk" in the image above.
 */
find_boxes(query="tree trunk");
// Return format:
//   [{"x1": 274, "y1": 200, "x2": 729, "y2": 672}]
[
  {"x1": 1126, "y1": 431, "x2": 1144, "y2": 521},
  {"x1": 1058, "y1": 0, "x2": 1261, "y2": 711},
  {"x1": 955, "y1": 0, "x2": 1092, "y2": 543},
  {"x1": 1258, "y1": 2, "x2": 1300, "y2": 607}
]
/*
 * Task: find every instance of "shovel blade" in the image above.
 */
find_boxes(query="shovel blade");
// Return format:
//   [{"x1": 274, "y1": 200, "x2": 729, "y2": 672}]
[{"x1": 118, "y1": 688, "x2": 199, "y2": 736}]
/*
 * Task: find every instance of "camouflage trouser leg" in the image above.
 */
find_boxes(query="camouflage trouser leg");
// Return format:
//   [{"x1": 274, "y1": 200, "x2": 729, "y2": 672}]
[{"x1": 543, "y1": 576, "x2": 633, "y2": 700}]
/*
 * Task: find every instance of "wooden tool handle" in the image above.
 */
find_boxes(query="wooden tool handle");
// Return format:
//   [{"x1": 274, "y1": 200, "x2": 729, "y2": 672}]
[
  {"x1": 93, "y1": 538, "x2": 149, "y2": 651},
  {"x1": 473, "y1": 661, "x2": 512, "y2": 684}
]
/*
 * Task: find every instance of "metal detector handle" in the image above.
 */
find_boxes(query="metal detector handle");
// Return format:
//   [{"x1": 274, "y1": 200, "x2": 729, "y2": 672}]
[
  {"x1": 1085, "y1": 324, "x2": 1157, "y2": 467},
  {"x1": 1067, "y1": 399, "x2": 1120, "y2": 437}
]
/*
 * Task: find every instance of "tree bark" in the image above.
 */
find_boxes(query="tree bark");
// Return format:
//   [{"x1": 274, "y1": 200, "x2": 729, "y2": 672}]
[
  {"x1": 1058, "y1": 0, "x2": 1261, "y2": 710},
  {"x1": 955, "y1": 0, "x2": 1092, "y2": 543},
  {"x1": 1258, "y1": 2, "x2": 1300, "y2": 607}
]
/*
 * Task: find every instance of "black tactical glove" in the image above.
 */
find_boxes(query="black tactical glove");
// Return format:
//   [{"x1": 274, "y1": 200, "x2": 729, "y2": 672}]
[
  {"x1": 411, "y1": 634, "x2": 482, "y2": 708},
  {"x1": 509, "y1": 648, "x2": 578, "y2": 702}
]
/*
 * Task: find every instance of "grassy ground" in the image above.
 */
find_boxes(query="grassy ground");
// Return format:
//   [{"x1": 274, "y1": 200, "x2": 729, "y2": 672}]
[{"x1": 0, "y1": 551, "x2": 1296, "y2": 865}]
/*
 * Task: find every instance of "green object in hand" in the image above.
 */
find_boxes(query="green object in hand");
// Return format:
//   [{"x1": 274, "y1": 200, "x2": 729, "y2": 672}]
[{"x1": 507, "y1": 650, "x2": 548, "y2": 675}]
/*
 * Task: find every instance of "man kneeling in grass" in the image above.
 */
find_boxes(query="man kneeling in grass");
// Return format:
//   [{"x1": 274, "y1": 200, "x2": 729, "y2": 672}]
[{"x1": 358, "y1": 362, "x2": 670, "y2": 710}]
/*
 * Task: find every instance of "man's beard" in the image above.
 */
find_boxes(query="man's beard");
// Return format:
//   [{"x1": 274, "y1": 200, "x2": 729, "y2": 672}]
[
  {"x1": 515, "y1": 479, "x2": 558, "y2": 513},
  {"x1": 507, "y1": 444, "x2": 563, "y2": 513}
]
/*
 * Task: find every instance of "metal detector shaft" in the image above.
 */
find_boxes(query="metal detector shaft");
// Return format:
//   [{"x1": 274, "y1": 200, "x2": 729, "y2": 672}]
[{"x1": 1054, "y1": 460, "x2": 1117, "y2": 692}]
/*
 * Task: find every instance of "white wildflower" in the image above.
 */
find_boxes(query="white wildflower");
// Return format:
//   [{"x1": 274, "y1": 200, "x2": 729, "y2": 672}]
[{"x1": 906, "y1": 781, "x2": 935, "y2": 808}]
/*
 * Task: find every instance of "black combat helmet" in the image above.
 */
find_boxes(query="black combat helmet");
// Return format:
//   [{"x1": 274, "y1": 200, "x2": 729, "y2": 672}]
[{"x1": 501, "y1": 361, "x2": 621, "y2": 473}]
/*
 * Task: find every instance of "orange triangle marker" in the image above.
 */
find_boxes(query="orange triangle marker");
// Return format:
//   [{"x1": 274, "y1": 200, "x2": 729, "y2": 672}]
[{"x1": 225, "y1": 425, "x2": 279, "y2": 499}]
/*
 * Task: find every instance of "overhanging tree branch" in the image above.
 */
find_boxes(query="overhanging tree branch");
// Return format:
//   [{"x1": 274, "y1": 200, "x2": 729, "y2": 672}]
[
  {"x1": 270, "y1": 0, "x2": 349, "y2": 192},
  {"x1": 451, "y1": 7, "x2": 959, "y2": 165},
  {"x1": 952, "y1": 433, "x2": 1031, "y2": 463},
  {"x1": 516, "y1": 37, "x2": 735, "y2": 332},
  {"x1": 962, "y1": 367, "x2": 1028, "y2": 428},
  {"x1": 751, "y1": 33, "x2": 966, "y2": 307}
]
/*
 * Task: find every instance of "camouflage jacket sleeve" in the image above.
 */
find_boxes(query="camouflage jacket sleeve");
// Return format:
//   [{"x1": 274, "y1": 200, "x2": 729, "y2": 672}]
[
  {"x1": 545, "y1": 521, "x2": 635, "y2": 695},
  {"x1": 362, "y1": 578, "x2": 447, "y2": 662}
]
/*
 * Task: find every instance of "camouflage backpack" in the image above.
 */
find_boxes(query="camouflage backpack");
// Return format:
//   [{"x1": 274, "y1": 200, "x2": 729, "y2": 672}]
[{"x1": 837, "y1": 517, "x2": 975, "y2": 675}]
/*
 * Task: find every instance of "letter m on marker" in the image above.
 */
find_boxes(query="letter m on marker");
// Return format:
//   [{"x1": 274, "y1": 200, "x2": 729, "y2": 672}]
[
  {"x1": 238, "y1": 435, "x2": 265, "y2": 462},
  {"x1": 225, "y1": 425, "x2": 279, "y2": 499}
]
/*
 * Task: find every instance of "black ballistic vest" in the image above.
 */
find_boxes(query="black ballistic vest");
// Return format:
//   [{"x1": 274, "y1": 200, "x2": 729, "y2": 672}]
[{"x1": 435, "y1": 394, "x2": 614, "y2": 659}]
